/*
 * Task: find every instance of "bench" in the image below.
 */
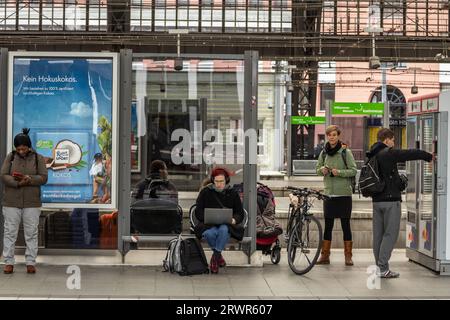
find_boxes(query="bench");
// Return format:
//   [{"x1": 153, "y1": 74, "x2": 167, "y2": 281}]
[
  {"x1": 121, "y1": 205, "x2": 252, "y2": 264},
  {"x1": 189, "y1": 204, "x2": 252, "y2": 263}
]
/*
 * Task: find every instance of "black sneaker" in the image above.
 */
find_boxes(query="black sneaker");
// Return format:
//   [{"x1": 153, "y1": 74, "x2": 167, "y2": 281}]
[{"x1": 379, "y1": 270, "x2": 400, "y2": 278}]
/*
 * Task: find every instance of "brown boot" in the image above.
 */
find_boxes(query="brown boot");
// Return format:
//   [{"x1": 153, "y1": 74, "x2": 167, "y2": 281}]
[
  {"x1": 316, "y1": 240, "x2": 331, "y2": 265},
  {"x1": 3, "y1": 265, "x2": 13, "y2": 274},
  {"x1": 344, "y1": 241, "x2": 354, "y2": 266},
  {"x1": 26, "y1": 265, "x2": 36, "y2": 274}
]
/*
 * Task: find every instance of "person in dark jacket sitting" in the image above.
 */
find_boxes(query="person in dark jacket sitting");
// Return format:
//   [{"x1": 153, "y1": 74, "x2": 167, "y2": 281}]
[
  {"x1": 368, "y1": 128, "x2": 434, "y2": 279},
  {"x1": 195, "y1": 167, "x2": 244, "y2": 274},
  {"x1": 133, "y1": 160, "x2": 178, "y2": 204}
]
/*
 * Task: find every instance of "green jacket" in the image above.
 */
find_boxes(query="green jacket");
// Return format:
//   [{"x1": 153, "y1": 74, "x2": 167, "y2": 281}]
[{"x1": 316, "y1": 147, "x2": 357, "y2": 196}]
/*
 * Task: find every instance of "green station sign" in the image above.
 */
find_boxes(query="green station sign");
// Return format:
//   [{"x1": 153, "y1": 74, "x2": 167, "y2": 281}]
[
  {"x1": 291, "y1": 116, "x2": 326, "y2": 125},
  {"x1": 332, "y1": 102, "x2": 384, "y2": 115}
]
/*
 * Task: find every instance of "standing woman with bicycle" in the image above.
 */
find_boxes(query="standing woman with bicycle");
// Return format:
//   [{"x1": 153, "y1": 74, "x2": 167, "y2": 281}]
[{"x1": 316, "y1": 125, "x2": 357, "y2": 266}]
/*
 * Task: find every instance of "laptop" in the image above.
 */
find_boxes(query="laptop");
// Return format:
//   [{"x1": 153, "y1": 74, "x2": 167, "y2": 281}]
[{"x1": 204, "y1": 208, "x2": 233, "y2": 225}]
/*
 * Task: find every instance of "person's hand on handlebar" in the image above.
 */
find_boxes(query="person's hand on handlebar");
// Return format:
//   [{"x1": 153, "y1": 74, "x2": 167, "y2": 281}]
[{"x1": 289, "y1": 193, "x2": 300, "y2": 207}]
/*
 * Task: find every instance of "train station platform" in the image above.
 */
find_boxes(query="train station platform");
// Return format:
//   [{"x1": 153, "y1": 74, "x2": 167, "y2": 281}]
[{"x1": 0, "y1": 249, "x2": 449, "y2": 300}]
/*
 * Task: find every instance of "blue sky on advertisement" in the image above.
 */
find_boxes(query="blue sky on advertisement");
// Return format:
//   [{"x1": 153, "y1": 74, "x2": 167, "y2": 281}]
[{"x1": 13, "y1": 58, "x2": 112, "y2": 134}]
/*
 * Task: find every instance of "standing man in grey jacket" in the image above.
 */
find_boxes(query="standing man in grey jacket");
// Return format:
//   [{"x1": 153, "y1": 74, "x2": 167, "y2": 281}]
[
  {"x1": 367, "y1": 128, "x2": 433, "y2": 278},
  {"x1": 0, "y1": 128, "x2": 48, "y2": 274}
]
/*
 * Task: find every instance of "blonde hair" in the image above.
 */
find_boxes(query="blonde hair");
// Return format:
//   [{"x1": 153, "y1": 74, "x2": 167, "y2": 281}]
[{"x1": 325, "y1": 125, "x2": 341, "y2": 136}]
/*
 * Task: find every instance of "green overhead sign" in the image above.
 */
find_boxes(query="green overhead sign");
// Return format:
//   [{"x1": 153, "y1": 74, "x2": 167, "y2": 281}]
[
  {"x1": 332, "y1": 102, "x2": 384, "y2": 115},
  {"x1": 291, "y1": 116, "x2": 326, "y2": 125}
]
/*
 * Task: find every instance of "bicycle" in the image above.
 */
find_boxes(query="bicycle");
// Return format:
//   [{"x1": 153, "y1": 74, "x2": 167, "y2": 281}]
[{"x1": 285, "y1": 186, "x2": 330, "y2": 275}]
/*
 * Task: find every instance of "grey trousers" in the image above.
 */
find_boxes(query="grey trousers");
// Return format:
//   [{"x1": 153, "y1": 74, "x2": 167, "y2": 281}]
[
  {"x1": 372, "y1": 201, "x2": 401, "y2": 273},
  {"x1": 2, "y1": 207, "x2": 41, "y2": 266}
]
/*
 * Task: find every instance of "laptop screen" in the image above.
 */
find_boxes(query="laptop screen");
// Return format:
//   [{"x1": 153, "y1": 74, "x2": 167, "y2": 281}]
[{"x1": 204, "y1": 208, "x2": 233, "y2": 225}]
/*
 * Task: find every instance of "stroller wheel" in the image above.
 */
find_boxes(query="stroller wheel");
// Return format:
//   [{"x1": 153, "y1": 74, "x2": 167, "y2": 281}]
[{"x1": 270, "y1": 246, "x2": 281, "y2": 264}]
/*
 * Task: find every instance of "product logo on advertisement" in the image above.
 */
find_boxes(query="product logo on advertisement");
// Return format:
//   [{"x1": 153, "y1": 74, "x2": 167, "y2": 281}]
[{"x1": 55, "y1": 148, "x2": 70, "y2": 164}]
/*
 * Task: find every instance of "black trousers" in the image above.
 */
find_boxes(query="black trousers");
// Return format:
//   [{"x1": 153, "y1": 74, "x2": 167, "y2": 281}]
[{"x1": 323, "y1": 217, "x2": 352, "y2": 241}]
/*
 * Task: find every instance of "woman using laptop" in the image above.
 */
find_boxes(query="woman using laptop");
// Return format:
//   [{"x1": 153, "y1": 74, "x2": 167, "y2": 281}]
[{"x1": 195, "y1": 167, "x2": 244, "y2": 274}]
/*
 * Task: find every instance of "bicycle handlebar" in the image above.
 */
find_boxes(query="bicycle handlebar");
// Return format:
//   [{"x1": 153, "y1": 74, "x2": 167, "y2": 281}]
[{"x1": 287, "y1": 186, "x2": 330, "y2": 201}]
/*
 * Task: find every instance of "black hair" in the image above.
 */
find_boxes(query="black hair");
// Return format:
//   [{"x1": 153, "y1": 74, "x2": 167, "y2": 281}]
[
  {"x1": 14, "y1": 128, "x2": 32, "y2": 148},
  {"x1": 150, "y1": 160, "x2": 167, "y2": 174}
]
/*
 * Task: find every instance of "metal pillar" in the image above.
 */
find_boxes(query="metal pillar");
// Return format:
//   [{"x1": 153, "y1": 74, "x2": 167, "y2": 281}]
[
  {"x1": 326, "y1": 101, "x2": 332, "y2": 128},
  {"x1": 243, "y1": 51, "x2": 258, "y2": 256},
  {"x1": 382, "y1": 63, "x2": 390, "y2": 128},
  {"x1": 200, "y1": 97, "x2": 208, "y2": 177},
  {"x1": 286, "y1": 87, "x2": 292, "y2": 176},
  {"x1": 274, "y1": 71, "x2": 285, "y2": 172},
  {"x1": 291, "y1": 63, "x2": 319, "y2": 160},
  {"x1": 118, "y1": 49, "x2": 132, "y2": 256},
  {"x1": 0, "y1": 48, "x2": 8, "y2": 251},
  {"x1": 107, "y1": 0, "x2": 131, "y2": 33},
  {"x1": 289, "y1": 1, "x2": 322, "y2": 167}
]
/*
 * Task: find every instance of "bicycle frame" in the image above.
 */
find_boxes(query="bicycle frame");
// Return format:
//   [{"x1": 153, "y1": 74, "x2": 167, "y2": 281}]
[{"x1": 286, "y1": 195, "x2": 314, "y2": 241}]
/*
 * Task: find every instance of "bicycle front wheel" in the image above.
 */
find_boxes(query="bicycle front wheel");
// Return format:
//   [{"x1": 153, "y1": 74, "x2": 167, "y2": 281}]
[{"x1": 287, "y1": 215, "x2": 323, "y2": 275}]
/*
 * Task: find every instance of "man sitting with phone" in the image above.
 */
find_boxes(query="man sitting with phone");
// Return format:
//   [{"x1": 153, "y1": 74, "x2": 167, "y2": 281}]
[{"x1": 194, "y1": 167, "x2": 244, "y2": 274}]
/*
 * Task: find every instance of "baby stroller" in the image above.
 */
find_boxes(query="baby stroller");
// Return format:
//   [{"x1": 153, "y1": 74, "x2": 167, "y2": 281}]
[{"x1": 232, "y1": 182, "x2": 282, "y2": 264}]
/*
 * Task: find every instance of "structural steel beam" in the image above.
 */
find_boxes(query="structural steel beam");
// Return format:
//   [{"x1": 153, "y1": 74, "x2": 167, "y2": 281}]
[{"x1": 0, "y1": 32, "x2": 449, "y2": 62}]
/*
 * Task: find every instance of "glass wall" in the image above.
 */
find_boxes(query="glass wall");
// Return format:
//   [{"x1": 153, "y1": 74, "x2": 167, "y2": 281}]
[
  {"x1": 0, "y1": 0, "x2": 108, "y2": 31},
  {"x1": 131, "y1": 57, "x2": 245, "y2": 192},
  {"x1": 257, "y1": 66, "x2": 288, "y2": 173},
  {"x1": 258, "y1": 73, "x2": 276, "y2": 172},
  {"x1": 129, "y1": 0, "x2": 292, "y2": 32},
  {"x1": 129, "y1": 56, "x2": 247, "y2": 240}
]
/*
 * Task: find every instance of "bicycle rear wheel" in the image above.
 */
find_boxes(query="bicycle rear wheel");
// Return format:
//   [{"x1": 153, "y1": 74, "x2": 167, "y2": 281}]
[{"x1": 287, "y1": 215, "x2": 323, "y2": 275}]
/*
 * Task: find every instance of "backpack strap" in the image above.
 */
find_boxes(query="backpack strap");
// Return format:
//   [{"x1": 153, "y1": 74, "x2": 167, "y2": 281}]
[
  {"x1": 321, "y1": 148, "x2": 348, "y2": 168},
  {"x1": 320, "y1": 150, "x2": 326, "y2": 164},
  {"x1": 8, "y1": 151, "x2": 16, "y2": 174},
  {"x1": 341, "y1": 149, "x2": 348, "y2": 169},
  {"x1": 211, "y1": 192, "x2": 226, "y2": 208},
  {"x1": 34, "y1": 151, "x2": 38, "y2": 175},
  {"x1": 341, "y1": 148, "x2": 357, "y2": 194}
]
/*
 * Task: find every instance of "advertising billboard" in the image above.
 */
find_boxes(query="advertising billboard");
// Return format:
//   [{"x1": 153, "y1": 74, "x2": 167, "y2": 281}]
[{"x1": 8, "y1": 52, "x2": 118, "y2": 209}]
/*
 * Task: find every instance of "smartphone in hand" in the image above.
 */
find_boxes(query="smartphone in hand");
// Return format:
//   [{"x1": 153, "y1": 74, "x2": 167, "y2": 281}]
[
  {"x1": 12, "y1": 171, "x2": 24, "y2": 180},
  {"x1": 325, "y1": 166, "x2": 334, "y2": 177}
]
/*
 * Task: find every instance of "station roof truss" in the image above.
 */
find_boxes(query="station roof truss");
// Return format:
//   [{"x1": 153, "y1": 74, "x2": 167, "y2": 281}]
[{"x1": 0, "y1": 1, "x2": 449, "y2": 63}]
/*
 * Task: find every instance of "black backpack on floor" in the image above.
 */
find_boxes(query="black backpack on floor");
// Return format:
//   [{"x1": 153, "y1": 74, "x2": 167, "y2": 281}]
[{"x1": 163, "y1": 236, "x2": 209, "y2": 276}]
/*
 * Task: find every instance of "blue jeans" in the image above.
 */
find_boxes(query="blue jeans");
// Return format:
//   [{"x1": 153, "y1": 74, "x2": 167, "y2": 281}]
[{"x1": 202, "y1": 225, "x2": 230, "y2": 252}]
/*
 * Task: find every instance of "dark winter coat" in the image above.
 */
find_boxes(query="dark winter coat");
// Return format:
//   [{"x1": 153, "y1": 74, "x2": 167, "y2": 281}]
[
  {"x1": 367, "y1": 142, "x2": 432, "y2": 202},
  {"x1": 194, "y1": 185, "x2": 245, "y2": 241}
]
